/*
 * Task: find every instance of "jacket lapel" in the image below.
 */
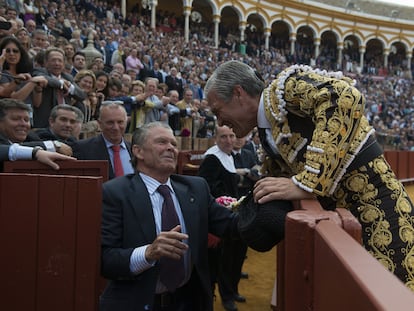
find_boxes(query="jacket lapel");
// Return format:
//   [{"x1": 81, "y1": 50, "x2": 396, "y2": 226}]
[
  {"x1": 127, "y1": 174, "x2": 157, "y2": 243},
  {"x1": 171, "y1": 179, "x2": 199, "y2": 248}
]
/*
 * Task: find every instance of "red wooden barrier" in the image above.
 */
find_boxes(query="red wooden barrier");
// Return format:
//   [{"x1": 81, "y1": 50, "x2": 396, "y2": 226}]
[
  {"x1": 275, "y1": 199, "x2": 414, "y2": 311},
  {"x1": 314, "y1": 221, "x2": 414, "y2": 310},
  {"x1": 176, "y1": 150, "x2": 205, "y2": 175},
  {"x1": 3, "y1": 160, "x2": 109, "y2": 181},
  {"x1": 383, "y1": 150, "x2": 414, "y2": 180},
  {"x1": 0, "y1": 173, "x2": 102, "y2": 311}
]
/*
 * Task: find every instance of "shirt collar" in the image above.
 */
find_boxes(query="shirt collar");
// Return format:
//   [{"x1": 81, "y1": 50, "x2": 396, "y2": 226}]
[
  {"x1": 139, "y1": 172, "x2": 173, "y2": 196},
  {"x1": 258, "y1": 92, "x2": 271, "y2": 129},
  {"x1": 102, "y1": 134, "x2": 127, "y2": 149}
]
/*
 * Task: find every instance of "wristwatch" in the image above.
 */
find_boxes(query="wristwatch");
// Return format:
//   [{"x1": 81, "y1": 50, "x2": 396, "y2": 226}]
[
  {"x1": 53, "y1": 140, "x2": 62, "y2": 151},
  {"x1": 32, "y1": 146, "x2": 43, "y2": 160}
]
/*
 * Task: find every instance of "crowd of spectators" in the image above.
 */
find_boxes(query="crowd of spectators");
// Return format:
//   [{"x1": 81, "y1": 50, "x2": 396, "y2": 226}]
[{"x1": 0, "y1": 0, "x2": 413, "y2": 150}]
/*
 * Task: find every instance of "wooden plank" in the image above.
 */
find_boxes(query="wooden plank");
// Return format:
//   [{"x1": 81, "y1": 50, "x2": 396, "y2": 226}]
[
  {"x1": 334, "y1": 208, "x2": 362, "y2": 244},
  {"x1": 397, "y1": 151, "x2": 409, "y2": 179},
  {"x1": 74, "y1": 177, "x2": 102, "y2": 311},
  {"x1": 0, "y1": 174, "x2": 39, "y2": 310},
  {"x1": 36, "y1": 176, "x2": 77, "y2": 311},
  {"x1": 384, "y1": 151, "x2": 399, "y2": 178},
  {"x1": 0, "y1": 173, "x2": 103, "y2": 311},
  {"x1": 314, "y1": 220, "x2": 414, "y2": 310},
  {"x1": 3, "y1": 160, "x2": 109, "y2": 182},
  {"x1": 408, "y1": 152, "x2": 414, "y2": 179}
]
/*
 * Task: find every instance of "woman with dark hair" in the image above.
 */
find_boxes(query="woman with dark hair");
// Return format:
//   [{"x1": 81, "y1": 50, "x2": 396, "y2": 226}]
[
  {"x1": 93, "y1": 70, "x2": 109, "y2": 118},
  {"x1": 0, "y1": 36, "x2": 47, "y2": 115},
  {"x1": 95, "y1": 70, "x2": 109, "y2": 99}
]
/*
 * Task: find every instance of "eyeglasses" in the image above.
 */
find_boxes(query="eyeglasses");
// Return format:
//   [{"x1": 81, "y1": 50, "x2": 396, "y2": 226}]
[{"x1": 5, "y1": 48, "x2": 20, "y2": 54}]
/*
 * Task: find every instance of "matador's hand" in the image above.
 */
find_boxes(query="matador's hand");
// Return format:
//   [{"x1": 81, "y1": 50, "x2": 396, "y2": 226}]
[{"x1": 253, "y1": 177, "x2": 315, "y2": 203}]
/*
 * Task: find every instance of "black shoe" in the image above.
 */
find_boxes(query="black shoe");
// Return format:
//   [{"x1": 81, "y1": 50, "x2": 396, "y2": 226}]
[
  {"x1": 240, "y1": 272, "x2": 249, "y2": 279},
  {"x1": 234, "y1": 294, "x2": 246, "y2": 303},
  {"x1": 222, "y1": 300, "x2": 238, "y2": 311}
]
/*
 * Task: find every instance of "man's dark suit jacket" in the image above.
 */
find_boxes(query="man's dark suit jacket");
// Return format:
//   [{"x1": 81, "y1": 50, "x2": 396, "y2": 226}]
[
  {"x1": 100, "y1": 173, "x2": 238, "y2": 311},
  {"x1": 243, "y1": 140, "x2": 260, "y2": 164},
  {"x1": 32, "y1": 68, "x2": 86, "y2": 128},
  {"x1": 0, "y1": 145, "x2": 10, "y2": 161},
  {"x1": 36, "y1": 127, "x2": 77, "y2": 146},
  {"x1": 0, "y1": 132, "x2": 48, "y2": 171},
  {"x1": 0, "y1": 132, "x2": 47, "y2": 148},
  {"x1": 165, "y1": 75, "x2": 184, "y2": 99},
  {"x1": 72, "y1": 134, "x2": 132, "y2": 180},
  {"x1": 198, "y1": 155, "x2": 239, "y2": 198},
  {"x1": 152, "y1": 70, "x2": 164, "y2": 84}
]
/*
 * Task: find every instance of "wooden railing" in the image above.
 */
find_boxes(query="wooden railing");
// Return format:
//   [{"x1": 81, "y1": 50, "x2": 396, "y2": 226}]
[
  {"x1": 274, "y1": 199, "x2": 414, "y2": 310},
  {"x1": 0, "y1": 173, "x2": 103, "y2": 311},
  {"x1": 384, "y1": 150, "x2": 414, "y2": 181},
  {"x1": 3, "y1": 150, "x2": 414, "y2": 310},
  {"x1": 1, "y1": 160, "x2": 108, "y2": 311}
]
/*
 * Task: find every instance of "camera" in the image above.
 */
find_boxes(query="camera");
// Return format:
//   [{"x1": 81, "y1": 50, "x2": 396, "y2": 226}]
[{"x1": 0, "y1": 21, "x2": 11, "y2": 30}]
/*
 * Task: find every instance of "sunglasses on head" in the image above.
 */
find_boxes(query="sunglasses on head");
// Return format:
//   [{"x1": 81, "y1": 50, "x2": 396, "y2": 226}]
[{"x1": 5, "y1": 48, "x2": 19, "y2": 54}]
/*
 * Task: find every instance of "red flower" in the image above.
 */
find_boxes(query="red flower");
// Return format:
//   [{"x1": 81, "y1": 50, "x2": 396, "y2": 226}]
[
  {"x1": 181, "y1": 128, "x2": 191, "y2": 137},
  {"x1": 215, "y1": 196, "x2": 237, "y2": 208}
]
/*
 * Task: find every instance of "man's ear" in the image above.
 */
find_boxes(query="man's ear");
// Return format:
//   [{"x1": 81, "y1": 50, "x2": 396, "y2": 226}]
[
  {"x1": 232, "y1": 85, "x2": 244, "y2": 98},
  {"x1": 132, "y1": 144, "x2": 144, "y2": 160}
]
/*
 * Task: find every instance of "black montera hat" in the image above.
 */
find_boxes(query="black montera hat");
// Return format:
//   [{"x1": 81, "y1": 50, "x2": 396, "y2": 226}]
[{"x1": 237, "y1": 192, "x2": 293, "y2": 252}]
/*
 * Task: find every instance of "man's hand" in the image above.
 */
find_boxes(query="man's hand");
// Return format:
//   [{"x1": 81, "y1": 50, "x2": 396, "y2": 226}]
[
  {"x1": 15, "y1": 73, "x2": 32, "y2": 82},
  {"x1": 30, "y1": 75, "x2": 48, "y2": 88},
  {"x1": 161, "y1": 96, "x2": 170, "y2": 106},
  {"x1": 62, "y1": 80, "x2": 72, "y2": 93},
  {"x1": 35, "y1": 150, "x2": 76, "y2": 170},
  {"x1": 253, "y1": 177, "x2": 315, "y2": 203},
  {"x1": 135, "y1": 93, "x2": 147, "y2": 102},
  {"x1": 236, "y1": 168, "x2": 249, "y2": 176},
  {"x1": 55, "y1": 142, "x2": 73, "y2": 156},
  {"x1": 145, "y1": 225, "x2": 189, "y2": 262}
]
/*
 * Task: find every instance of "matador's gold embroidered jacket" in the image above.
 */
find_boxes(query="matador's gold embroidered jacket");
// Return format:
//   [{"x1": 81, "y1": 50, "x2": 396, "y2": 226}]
[{"x1": 263, "y1": 65, "x2": 375, "y2": 197}]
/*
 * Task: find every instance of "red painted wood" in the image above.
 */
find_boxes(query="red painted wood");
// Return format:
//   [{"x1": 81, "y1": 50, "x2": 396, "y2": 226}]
[
  {"x1": 3, "y1": 160, "x2": 109, "y2": 182},
  {"x1": 314, "y1": 221, "x2": 414, "y2": 310},
  {"x1": 0, "y1": 173, "x2": 102, "y2": 311},
  {"x1": 397, "y1": 151, "x2": 409, "y2": 179},
  {"x1": 0, "y1": 174, "x2": 39, "y2": 310},
  {"x1": 384, "y1": 150, "x2": 399, "y2": 178}
]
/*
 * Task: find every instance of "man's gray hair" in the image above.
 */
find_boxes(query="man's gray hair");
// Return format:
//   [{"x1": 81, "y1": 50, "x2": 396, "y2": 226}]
[
  {"x1": 49, "y1": 104, "x2": 84, "y2": 122},
  {"x1": 0, "y1": 98, "x2": 31, "y2": 121},
  {"x1": 204, "y1": 60, "x2": 265, "y2": 103}
]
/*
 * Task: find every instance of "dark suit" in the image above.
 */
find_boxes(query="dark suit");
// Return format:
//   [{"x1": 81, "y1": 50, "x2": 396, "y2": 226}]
[
  {"x1": 233, "y1": 149, "x2": 258, "y2": 196},
  {"x1": 242, "y1": 141, "x2": 260, "y2": 164},
  {"x1": 198, "y1": 155, "x2": 239, "y2": 198},
  {"x1": 36, "y1": 127, "x2": 77, "y2": 146},
  {"x1": 198, "y1": 154, "x2": 239, "y2": 304},
  {"x1": 100, "y1": 173, "x2": 238, "y2": 311},
  {"x1": 0, "y1": 132, "x2": 47, "y2": 149},
  {"x1": 0, "y1": 132, "x2": 48, "y2": 171},
  {"x1": 32, "y1": 68, "x2": 86, "y2": 128},
  {"x1": 165, "y1": 75, "x2": 184, "y2": 99},
  {"x1": 0, "y1": 145, "x2": 9, "y2": 161},
  {"x1": 152, "y1": 70, "x2": 164, "y2": 84},
  {"x1": 72, "y1": 134, "x2": 132, "y2": 180}
]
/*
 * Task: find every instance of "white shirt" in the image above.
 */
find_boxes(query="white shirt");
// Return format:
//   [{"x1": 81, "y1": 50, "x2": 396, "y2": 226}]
[{"x1": 129, "y1": 173, "x2": 190, "y2": 293}]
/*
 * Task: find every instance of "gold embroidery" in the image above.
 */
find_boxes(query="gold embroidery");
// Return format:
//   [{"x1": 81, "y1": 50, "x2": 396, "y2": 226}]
[
  {"x1": 264, "y1": 66, "x2": 374, "y2": 196},
  {"x1": 333, "y1": 157, "x2": 414, "y2": 288}
]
